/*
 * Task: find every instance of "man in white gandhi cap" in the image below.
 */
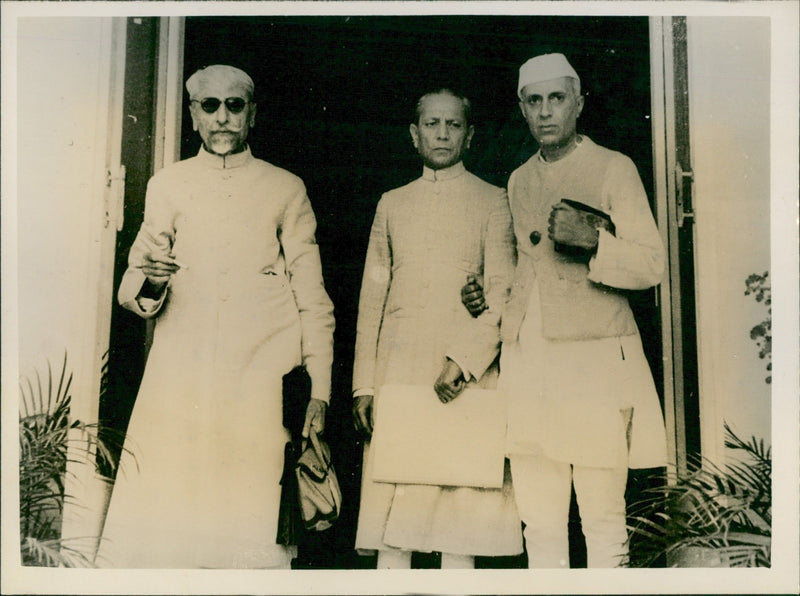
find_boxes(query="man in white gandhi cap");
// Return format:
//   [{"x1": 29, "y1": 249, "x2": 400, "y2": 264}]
[
  {"x1": 97, "y1": 65, "x2": 335, "y2": 568},
  {"x1": 462, "y1": 52, "x2": 667, "y2": 567}
]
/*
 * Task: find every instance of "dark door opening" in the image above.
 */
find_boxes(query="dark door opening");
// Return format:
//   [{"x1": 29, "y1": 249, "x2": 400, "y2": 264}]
[{"x1": 100, "y1": 17, "x2": 160, "y2": 478}]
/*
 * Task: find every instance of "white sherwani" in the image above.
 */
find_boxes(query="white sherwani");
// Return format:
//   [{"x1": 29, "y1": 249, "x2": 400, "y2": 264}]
[
  {"x1": 97, "y1": 147, "x2": 334, "y2": 568},
  {"x1": 353, "y1": 162, "x2": 522, "y2": 556}
]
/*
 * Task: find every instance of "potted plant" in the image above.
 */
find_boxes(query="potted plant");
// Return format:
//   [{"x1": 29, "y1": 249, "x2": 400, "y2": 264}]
[
  {"x1": 626, "y1": 272, "x2": 772, "y2": 568},
  {"x1": 626, "y1": 424, "x2": 771, "y2": 567},
  {"x1": 19, "y1": 354, "x2": 121, "y2": 567}
]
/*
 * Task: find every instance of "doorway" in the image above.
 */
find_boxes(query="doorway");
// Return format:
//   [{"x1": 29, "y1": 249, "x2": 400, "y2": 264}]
[{"x1": 105, "y1": 15, "x2": 669, "y2": 569}]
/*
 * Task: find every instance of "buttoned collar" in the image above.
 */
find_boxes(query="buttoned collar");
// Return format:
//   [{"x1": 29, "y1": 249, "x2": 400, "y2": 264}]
[
  {"x1": 537, "y1": 135, "x2": 589, "y2": 165},
  {"x1": 422, "y1": 161, "x2": 467, "y2": 182},
  {"x1": 196, "y1": 144, "x2": 253, "y2": 170}
]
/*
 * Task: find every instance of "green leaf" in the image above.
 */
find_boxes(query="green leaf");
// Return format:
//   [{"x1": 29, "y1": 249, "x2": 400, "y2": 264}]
[{"x1": 627, "y1": 425, "x2": 771, "y2": 567}]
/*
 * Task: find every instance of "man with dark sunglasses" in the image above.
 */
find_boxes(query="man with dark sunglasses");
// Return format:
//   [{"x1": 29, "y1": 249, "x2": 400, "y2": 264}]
[
  {"x1": 188, "y1": 89, "x2": 253, "y2": 158},
  {"x1": 98, "y1": 65, "x2": 335, "y2": 569}
]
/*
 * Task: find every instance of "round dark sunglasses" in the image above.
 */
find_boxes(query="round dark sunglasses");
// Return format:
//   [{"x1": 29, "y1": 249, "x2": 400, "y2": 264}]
[{"x1": 191, "y1": 97, "x2": 249, "y2": 114}]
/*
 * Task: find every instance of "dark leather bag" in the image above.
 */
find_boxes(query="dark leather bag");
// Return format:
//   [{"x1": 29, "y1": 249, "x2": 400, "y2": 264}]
[
  {"x1": 276, "y1": 366, "x2": 341, "y2": 543},
  {"x1": 276, "y1": 439, "x2": 304, "y2": 546},
  {"x1": 295, "y1": 428, "x2": 342, "y2": 531},
  {"x1": 276, "y1": 365, "x2": 311, "y2": 546}
]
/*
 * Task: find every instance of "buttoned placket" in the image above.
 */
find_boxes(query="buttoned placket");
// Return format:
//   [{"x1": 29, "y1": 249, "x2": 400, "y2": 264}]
[
  {"x1": 419, "y1": 163, "x2": 465, "y2": 311},
  {"x1": 419, "y1": 175, "x2": 441, "y2": 310},
  {"x1": 193, "y1": 147, "x2": 253, "y2": 369},
  {"x1": 217, "y1": 166, "x2": 234, "y2": 303},
  {"x1": 536, "y1": 155, "x2": 573, "y2": 285},
  {"x1": 529, "y1": 164, "x2": 553, "y2": 263}
]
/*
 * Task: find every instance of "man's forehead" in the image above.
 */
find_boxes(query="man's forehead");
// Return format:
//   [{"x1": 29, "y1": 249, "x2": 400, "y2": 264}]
[
  {"x1": 191, "y1": 79, "x2": 251, "y2": 99},
  {"x1": 521, "y1": 76, "x2": 574, "y2": 98},
  {"x1": 418, "y1": 94, "x2": 466, "y2": 119}
]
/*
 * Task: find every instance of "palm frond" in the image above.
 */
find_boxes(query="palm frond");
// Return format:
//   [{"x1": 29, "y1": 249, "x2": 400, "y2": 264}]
[
  {"x1": 626, "y1": 425, "x2": 771, "y2": 568},
  {"x1": 22, "y1": 537, "x2": 66, "y2": 567},
  {"x1": 19, "y1": 354, "x2": 126, "y2": 567},
  {"x1": 21, "y1": 536, "x2": 97, "y2": 568}
]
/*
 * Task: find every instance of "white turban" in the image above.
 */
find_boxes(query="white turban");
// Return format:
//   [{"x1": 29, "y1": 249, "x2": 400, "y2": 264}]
[
  {"x1": 517, "y1": 53, "x2": 580, "y2": 99},
  {"x1": 186, "y1": 65, "x2": 255, "y2": 99}
]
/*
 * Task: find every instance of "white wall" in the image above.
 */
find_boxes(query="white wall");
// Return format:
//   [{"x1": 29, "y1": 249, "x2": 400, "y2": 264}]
[
  {"x1": 687, "y1": 17, "x2": 772, "y2": 458},
  {"x1": 13, "y1": 16, "x2": 125, "y2": 561},
  {"x1": 16, "y1": 17, "x2": 115, "y2": 419}
]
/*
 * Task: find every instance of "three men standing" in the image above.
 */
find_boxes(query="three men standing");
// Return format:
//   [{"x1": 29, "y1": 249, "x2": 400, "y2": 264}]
[{"x1": 102, "y1": 55, "x2": 666, "y2": 570}]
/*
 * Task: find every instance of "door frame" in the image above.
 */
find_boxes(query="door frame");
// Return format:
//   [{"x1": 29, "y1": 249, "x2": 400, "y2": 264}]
[
  {"x1": 157, "y1": 14, "x2": 696, "y2": 476},
  {"x1": 154, "y1": 17, "x2": 185, "y2": 173},
  {"x1": 649, "y1": 16, "x2": 702, "y2": 477}
]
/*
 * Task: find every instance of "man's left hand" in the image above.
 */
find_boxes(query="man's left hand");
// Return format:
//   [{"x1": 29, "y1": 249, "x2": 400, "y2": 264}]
[
  {"x1": 548, "y1": 202, "x2": 600, "y2": 250},
  {"x1": 434, "y1": 359, "x2": 466, "y2": 403},
  {"x1": 302, "y1": 398, "x2": 327, "y2": 438}
]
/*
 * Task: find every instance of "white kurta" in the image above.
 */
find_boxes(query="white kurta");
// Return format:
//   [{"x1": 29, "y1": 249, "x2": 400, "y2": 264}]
[
  {"x1": 97, "y1": 147, "x2": 334, "y2": 568},
  {"x1": 502, "y1": 278, "x2": 665, "y2": 468},
  {"x1": 501, "y1": 138, "x2": 667, "y2": 469}
]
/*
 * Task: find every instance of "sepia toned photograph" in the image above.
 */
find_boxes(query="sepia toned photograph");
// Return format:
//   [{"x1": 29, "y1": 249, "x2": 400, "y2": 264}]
[{"x1": 2, "y1": 1, "x2": 797, "y2": 594}]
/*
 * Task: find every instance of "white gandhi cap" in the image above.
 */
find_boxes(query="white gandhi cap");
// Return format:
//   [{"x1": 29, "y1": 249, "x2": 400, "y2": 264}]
[{"x1": 517, "y1": 53, "x2": 580, "y2": 99}]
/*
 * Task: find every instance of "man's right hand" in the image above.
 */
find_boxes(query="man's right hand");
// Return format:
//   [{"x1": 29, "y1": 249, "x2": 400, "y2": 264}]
[
  {"x1": 353, "y1": 394, "x2": 375, "y2": 436},
  {"x1": 141, "y1": 251, "x2": 181, "y2": 289},
  {"x1": 461, "y1": 275, "x2": 486, "y2": 318}
]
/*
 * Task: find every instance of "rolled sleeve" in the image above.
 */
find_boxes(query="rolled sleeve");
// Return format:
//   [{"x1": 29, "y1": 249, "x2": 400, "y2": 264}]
[
  {"x1": 587, "y1": 157, "x2": 665, "y2": 290},
  {"x1": 444, "y1": 354, "x2": 473, "y2": 381},
  {"x1": 118, "y1": 268, "x2": 168, "y2": 318},
  {"x1": 117, "y1": 176, "x2": 175, "y2": 319}
]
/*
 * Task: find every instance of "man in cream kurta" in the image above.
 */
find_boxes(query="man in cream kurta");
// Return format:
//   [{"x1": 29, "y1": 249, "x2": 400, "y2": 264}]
[
  {"x1": 352, "y1": 89, "x2": 522, "y2": 569},
  {"x1": 97, "y1": 66, "x2": 334, "y2": 569},
  {"x1": 465, "y1": 54, "x2": 667, "y2": 568}
]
